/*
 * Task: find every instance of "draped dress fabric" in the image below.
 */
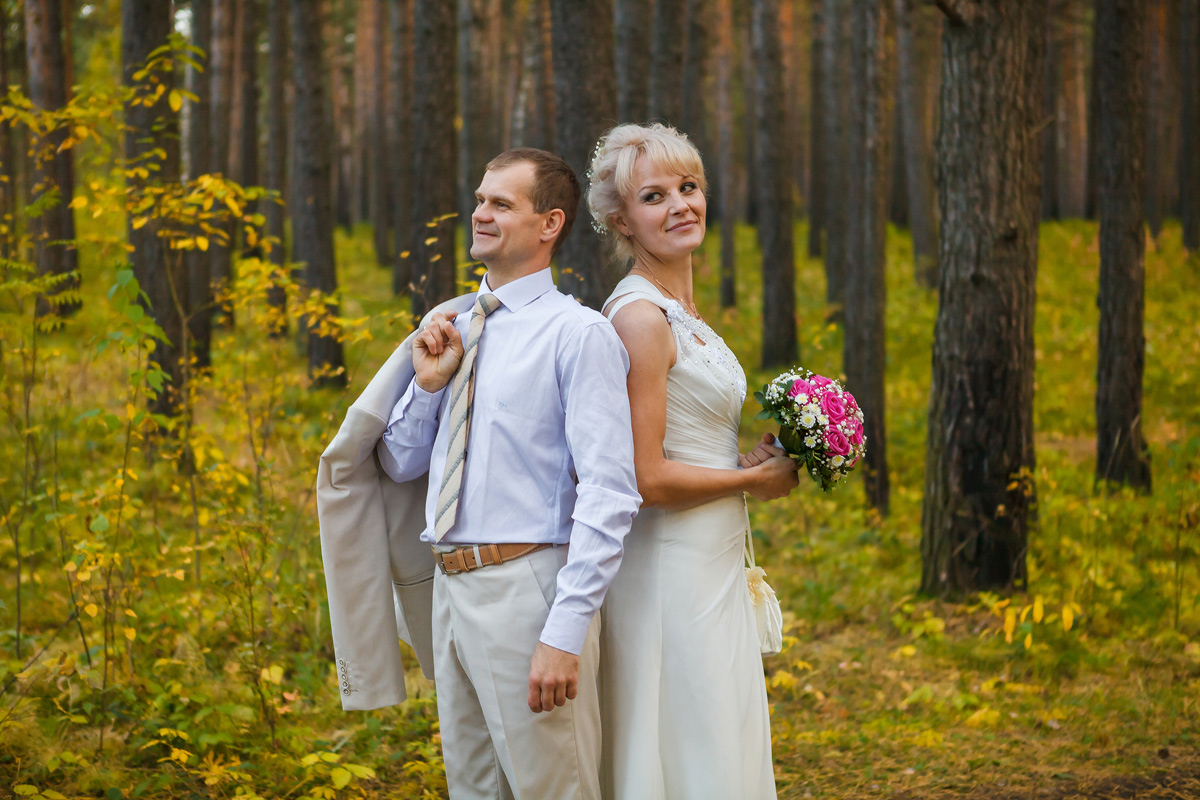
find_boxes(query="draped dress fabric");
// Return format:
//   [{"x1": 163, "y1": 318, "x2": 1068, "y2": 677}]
[{"x1": 600, "y1": 275, "x2": 776, "y2": 800}]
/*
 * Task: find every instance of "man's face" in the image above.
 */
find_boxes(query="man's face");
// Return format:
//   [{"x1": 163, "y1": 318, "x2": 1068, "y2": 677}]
[{"x1": 469, "y1": 162, "x2": 550, "y2": 268}]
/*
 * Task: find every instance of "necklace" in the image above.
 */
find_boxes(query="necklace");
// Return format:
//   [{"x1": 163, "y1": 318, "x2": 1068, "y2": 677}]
[{"x1": 633, "y1": 263, "x2": 701, "y2": 319}]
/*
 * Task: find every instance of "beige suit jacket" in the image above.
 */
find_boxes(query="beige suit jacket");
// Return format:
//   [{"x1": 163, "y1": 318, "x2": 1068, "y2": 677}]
[{"x1": 317, "y1": 293, "x2": 476, "y2": 711}]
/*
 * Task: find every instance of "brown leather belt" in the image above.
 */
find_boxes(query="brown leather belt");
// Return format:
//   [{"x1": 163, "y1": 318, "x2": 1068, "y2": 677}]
[{"x1": 433, "y1": 542, "x2": 554, "y2": 575}]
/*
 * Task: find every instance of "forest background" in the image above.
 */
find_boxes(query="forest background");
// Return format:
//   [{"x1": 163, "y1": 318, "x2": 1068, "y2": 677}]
[{"x1": 1, "y1": 0, "x2": 1198, "y2": 798}]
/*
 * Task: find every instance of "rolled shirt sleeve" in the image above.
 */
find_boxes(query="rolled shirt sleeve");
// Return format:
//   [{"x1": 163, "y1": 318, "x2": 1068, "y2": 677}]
[
  {"x1": 539, "y1": 322, "x2": 641, "y2": 654},
  {"x1": 380, "y1": 381, "x2": 447, "y2": 483}
]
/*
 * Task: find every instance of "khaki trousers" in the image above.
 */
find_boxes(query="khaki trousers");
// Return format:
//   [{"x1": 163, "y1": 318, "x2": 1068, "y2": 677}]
[{"x1": 433, "y1": 545, "x2": 601, "y2": 800}]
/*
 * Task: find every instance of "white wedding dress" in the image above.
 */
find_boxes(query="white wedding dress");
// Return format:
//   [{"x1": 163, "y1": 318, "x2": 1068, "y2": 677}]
[{"x1": 600, "y1": 275, "x2": 776, "y2": 800}]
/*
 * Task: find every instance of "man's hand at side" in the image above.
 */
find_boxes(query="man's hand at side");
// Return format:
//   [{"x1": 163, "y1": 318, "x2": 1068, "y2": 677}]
[
  {"x1": 412, "y1": 311, "x2": 463, "y2": 393},
  {"x1": 528, "y1": 642, "x2": 579, "y2": 713}
]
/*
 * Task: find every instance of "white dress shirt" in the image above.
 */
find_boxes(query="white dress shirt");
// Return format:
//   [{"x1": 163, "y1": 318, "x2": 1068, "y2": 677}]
[{"x1": 380, "y1": 268, "x2": 641, "y2": 655}]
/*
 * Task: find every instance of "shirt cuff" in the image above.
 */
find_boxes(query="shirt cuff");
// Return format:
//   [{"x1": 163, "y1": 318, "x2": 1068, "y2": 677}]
[
  {"x1": 538, "y1": 605, "x2": 592, "y2": 655},
  {"x1": 407, "y1": 382, "x2": 446, "y2": 420}
]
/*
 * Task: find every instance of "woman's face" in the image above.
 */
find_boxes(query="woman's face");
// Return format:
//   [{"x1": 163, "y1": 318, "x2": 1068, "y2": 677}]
[{"x1": 615, "y1": 156, "x2": 706, "y2": 262}]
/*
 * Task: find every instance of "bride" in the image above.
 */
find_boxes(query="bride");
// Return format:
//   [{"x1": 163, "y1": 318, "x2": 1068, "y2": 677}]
[{"x1": 587, "y1": 123, "x2": 799, "y2": 799}]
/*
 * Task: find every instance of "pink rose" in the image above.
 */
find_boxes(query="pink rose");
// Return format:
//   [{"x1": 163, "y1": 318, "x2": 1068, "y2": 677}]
[
  {"x1": 842, "y1": 391, "x2": 859, "y2": 412},
  {"x1": 825, "y1": 428, "x2": 851, "y2": 456},
  {"x1": 819, "y1": 391, "x2": 848, "y2": 423},
  {"x1": 788, "y1": 378, "x2": 815, "y2": 399},
  {"x1": 848, "y1": 419, "x2": 864, "y2": 447},
  {"x1": 811, "y1": 374, "x2": 833, "y2": 388}
]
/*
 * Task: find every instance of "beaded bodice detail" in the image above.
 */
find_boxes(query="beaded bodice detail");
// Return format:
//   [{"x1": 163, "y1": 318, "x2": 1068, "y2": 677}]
[{"x1": 604, "y1": 275, "x2": 747, "y2": 470}]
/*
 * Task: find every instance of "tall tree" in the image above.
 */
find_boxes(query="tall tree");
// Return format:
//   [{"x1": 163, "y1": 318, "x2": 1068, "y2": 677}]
[
  {"x1": 1095, "y1": 0, "x2": 1151, "y2": 490},
  {"x1": 615, "y1": 0, "x2": 652, "y2": 122},
  {"x1": 370, "y1": 0, "x2": 390, "y2": 266},
  {"x1": 716, "y1": 0, "x2": 737, "y2": 308},
  {"x1": 820, "y1": 0, "x2": 851, "y2": 310},
  {"x1": 753, "y1": 0, "x2": 797, "y2": 367},
  {"x1": 327, "y1": 1, "x2": 351, "y2": 229},
  {"x1": 265, "y1": 0, "x2": 289, "y2": 330},
  {"x1": 458, "y1": 0, "x2": 488, "y2": 257},
  {"x1": 351, "y1": 0, "x2": 377, "y2": 225},
  {"x1": 1143, "y1": 0, "x2": 1174, "y2": 238},
  {"x1": 1180, "y1": 0, "x2": 1200, "y2": 251},
  {"x1": 25, "y1": 0, "x2": 79, "y2": 316},
  {"x1": 1055, "y1": 1, "x2": 1087, "y2": 217},
  {"x1": 921, "y1": 0, "x2": 1044, "y2": 595},
  {"x1": 391, "y1": 0, "x2": 415, "y2": 295},
  {"x1": 209, "y1": 0, "x2": 237, "y2": 313},
  {"x1": 0, "y1": 0, "x2": 18, "y2": 260},
  {"x1": 895, "y1": 0, "x2": 939, "y2": 286},
  {"x1": 807, "y1": 1, "x2": 826, "y2": 258},
  {"x1": 231, "y1": 0, "x2": 260, "y2": 196},
  {"x1": 648, "y1": 0, "x2": 685, "y2": 124},
  {"x1": 845, "y1": 0, "x2": 893, "y2": 514},
  {"x1": 411, "y1": 0, "x2": 458, "y2": 319},
  {"x1": 682, "y1": 0, "x2": 712, "y2": 162},
  {"x1": 292, "y1": 0, "x2": 346, "y2": 386},
  {"x1": 122, "y1": 0, "x2": 183, "y2": 415},
  {"x1": 187, "y1": 0, "x2": 213, "y2": 366}
]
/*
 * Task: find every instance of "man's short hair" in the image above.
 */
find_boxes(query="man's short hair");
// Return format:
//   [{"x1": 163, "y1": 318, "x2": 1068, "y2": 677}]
[{"x1": 486, "y1": 148, "x2": 580, "y2": 256}]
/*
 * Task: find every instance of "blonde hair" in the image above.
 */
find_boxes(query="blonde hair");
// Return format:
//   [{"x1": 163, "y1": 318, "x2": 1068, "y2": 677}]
[{"x1": 586, "y1": 123, "x2": 707, "y2": 263}]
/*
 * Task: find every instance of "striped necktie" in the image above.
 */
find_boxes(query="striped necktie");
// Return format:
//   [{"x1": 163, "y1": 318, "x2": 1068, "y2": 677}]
[{"x1": 433, "y1": 293, "x2": 500, "y2": 541}]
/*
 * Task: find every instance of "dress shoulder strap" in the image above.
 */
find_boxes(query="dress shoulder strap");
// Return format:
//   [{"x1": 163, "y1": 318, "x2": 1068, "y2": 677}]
[{"x1": 603, "y1": 275, "x2": 671, "y2": 321}]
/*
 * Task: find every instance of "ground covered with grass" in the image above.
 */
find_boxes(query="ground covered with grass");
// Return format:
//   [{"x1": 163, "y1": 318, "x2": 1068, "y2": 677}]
[{"x1": 1, "y1": 218, "x2": 1197, "y2": 799}]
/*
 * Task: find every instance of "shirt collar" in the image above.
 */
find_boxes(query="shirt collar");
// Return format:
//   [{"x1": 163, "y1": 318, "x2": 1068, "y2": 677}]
[{"x1": 479, "y1": 268, "x2": 555, "y2": 312}]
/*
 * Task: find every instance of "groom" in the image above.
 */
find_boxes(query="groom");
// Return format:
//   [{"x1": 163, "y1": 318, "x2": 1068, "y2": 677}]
[{"x1": 320, "y1": 147, "x2": 639, "y2": 800}]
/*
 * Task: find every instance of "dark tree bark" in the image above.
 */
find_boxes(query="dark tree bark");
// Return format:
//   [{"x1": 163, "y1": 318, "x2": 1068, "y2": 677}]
[
  {"x1": 921, "y1": 0, "x2": 1044, "y2": 596},
  {"x1": 807, "y1": 0, "x2": 826, "y2": 258},
  {"x1": 411, "y1": 0, "x2": 459, "y2": 318},
  {"x1": 266, "y1": 0, "x2": 289, "y2": 331},
  {"x1": 458, "y1": 0, "x2": 487, "y2": 258},
  {"x1": 209, "y1": 0, "x2": 236, "y2": 311},
  {"x1": 292, "y1": 0, "x2": 345, "y2": 386},
  {"x1": 0, "y1": 1, "x2": 18, "y2": 260},
  {"x1": 845, "y1": 0, "x2": 893, "y2": 515},
  {"x1": 1180, "y1": 0, "x2": 1200, "y2": 251},
  {"x1": 187, "y1": 0, "x2": 213, "y2": 367},
  {"x1": 25, "y1": 0, "x2": 79, "y2": 316},
  {"x1": 550, "y1": 0, "x2": 618, "y2": 309},
  {"x1": 1056, "y1": 2, "x2": 1087, "y2": 218},
  {"x1": 1095, "y1": 0, "x2": 1151, "y2": 491},
  {"x1": 890, "y1": 85, "x2": 909, "y2": 226},
  {"x1": 351, "y1": 0, "x2": 377, "y2": 225},
  {"x1": 896, "y1": 0, "x2": 939, "y2": 285},
  {"x1": 370, "y1": 0, "x2": 390, "y2": 266},
  {"x1": 391, "y1": 0, "x2": 415, "y2": 295},
  {"x1": 327, "y1": 1, "x2": 352, "y2": 229},
  {"x1": 1143, "y1": 0, "x2": 1173, "y2": 238},
  {"x1": 716, "y1": 0, "x2": 737, "y2": 308},
  {"x1": 753, "y1": 0, "x2": 797, "y2": 368},
  {"x1": 233, "y1": 0, "x2": 260, "y2": 195},
  {"x1": 649, "y1": 0, "x2": 685, "y2": 125},
  {"x1": 1041, "y1": 10, "x2": 1059, "y2": 220},
  {"x1": 821, "y1": 0, "x2": 851, "y2": 310},
  {"x1": 682, "y1": 0, "x2": 711, "y2": 161},
  {"x1": 122, "y1": 0, "x2": 183, "y2": 416},
  {"x1": 615, "y1": 0, "x2": 652, "y2": 123},
  {"x1": 740, "y1": 0, "x2": 758, "y2": 226}
]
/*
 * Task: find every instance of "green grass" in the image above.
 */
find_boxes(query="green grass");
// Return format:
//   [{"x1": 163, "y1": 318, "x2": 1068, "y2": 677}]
[{"x1": 1, "y1": 215, "x2": 1197, "y2": 799}]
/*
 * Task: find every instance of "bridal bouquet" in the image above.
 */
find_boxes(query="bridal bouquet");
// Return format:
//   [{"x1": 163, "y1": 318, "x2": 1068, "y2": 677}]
[{"x1": 754, "y1": 368, "x2": 866, "y2": 492}]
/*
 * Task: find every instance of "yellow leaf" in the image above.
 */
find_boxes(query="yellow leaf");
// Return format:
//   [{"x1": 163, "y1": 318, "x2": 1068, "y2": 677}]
[
  {"x1": 1003, "y1": 607, "x2": 1016, "y2": 643},
  {"x1": 124, "y1": 627, "x2": 137, "y2": 641},
  {"x1": 1033, "y1": 596, "x2": 1044, "y2": 624},
  {"x1": 330, "y1": 767, "x2": 351, "y2": 789},
  {"x1": 261, "y1": 665, "x2": 284, "y2": 685},
  {"x1": 173, "y1": 569, "x2": 185, "y2": 580},
  {"x1": 196, "y1": 235, "x2": 209, "y2": 251},
  {"x1": 423, "y1": 236, "x2": 438, "y2": 246},
  {"x1": 224, "y1": 195, "x2": 242, "y2": 216},
  {"x1": 77, "y1": 570, "x2": 91, "y2": 582},
  {"x1": 84, "y1": 603, "x2": 99, "y2": 617},
  {"x1": 965, "y1": 706, "x2": 1000, "y2": 728},
  {"x1": 1023, "y1": 632, "x2": 1032, "y2": 649},
  {"x1": 69, "y1": 195, "x2": 88, "y2": 209},
  {"x1": 125, "y1": 608, "x2": 138, "y2": 618},
  {"x1": 1062, "y1": 605, "x2": 1074, "y2": 632},
  {"x1": 64, "y1": 561, "x2": 77, "y2": 572},
  {"x1": 169, "y1": 89, "x2": 183, "y2": 112}
]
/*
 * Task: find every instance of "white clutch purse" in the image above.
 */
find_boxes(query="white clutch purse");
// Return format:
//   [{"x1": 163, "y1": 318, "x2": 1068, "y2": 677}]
[{"x1": 744, "y1": 528, "x2": 784, "y2": 656}]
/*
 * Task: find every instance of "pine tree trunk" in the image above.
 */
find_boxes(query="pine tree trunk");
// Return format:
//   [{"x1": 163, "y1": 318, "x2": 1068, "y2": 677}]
[
  {"x1": 1041, "y1": 10, "x2": 1059, "y2": 220},
  {"x1": 920, "y1": 0, "x2": 1044, "y2": 596},
  {"x1": 458, "y1": 0, "x2": 487, "y2": 258},
  {"x1": 292, "y1": 0, "x2": 346, "y2": 387},
  {"x1": 370, "y1": 0, "x2": 390, "y2": 267},
  {"x1": 615, "y1": 0, "x2": 652, "y2": 123},
  {"x1": 1056, "y1": 1, "x2": 1087, "y2": 218},
  {"x1": 821, "y1": 0, "x2": 851, "y2": 310},
  {"x1": 351, "y1": 0, "x2": 376, "y2": 226},
  {"x1": 845, "y1": 0, "x2": 893, "y2": 515},
  {"x1": 411, "y1": 0, "x2": 459, "y2": 319},
  {"x1": 1095, "y1": 0, "x2": 1151, "y2": 491},
  {"x1": 682, "y1": 0, "x2": 712, "y2": 163},
  {"x1": 807, "y1": 0, "x2": 826, "y2": 258},
  {"x1": 209, "y1": 0, "x2": 236, "y2": 313},
  {"x1": 0, "y1": 1, "x2": 17, "y2": 260},
  {"x1": 753, "y1": 0, "x2": 797, "y2": 368},
  {"x1": 550, "y1": 0, "x2": 618, "y2": 309},
  {"x1": 327, "y1": 1, "x2": 352, "y2": 229},
  {"x1": 890, "y1": 91, "x2": 909, "y2": 226},
  {"x1": 123, "y1": 0, "x2": 183, "y2": 416},
  {"x1": 25, "y1": 0, "x2": 79, "y2": 317},
  {"x1": 1180, "y1": 0, "x2": 1200, "y2": 251},
  {"x1": 740, "y1": 1, "x2": 758, "y2": 226},
  {"x1": 391, "y1": 0, "x2": 415, "y2": 295},
  {"x1": 233, "y1": 0, "x2": 261, "y2": 258},
  {"x1": 649, "y1": 0, "x2": 685, "y2": 125},
  {"x1": 896, "y1": 0, "x2": 938, "y2": 286},
  {"x1": 1143, "y1": 0, "x2": 1171, "y2": 238},
  {"x1": 716, "y1": 0, "x2": 737, "y2": 308},
  {"x1": 187, "y1": 0, "x2": 213, "y2": 366},
  {"x1": 266, "y1": 0, "x2": 289, "y2": 331}
]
